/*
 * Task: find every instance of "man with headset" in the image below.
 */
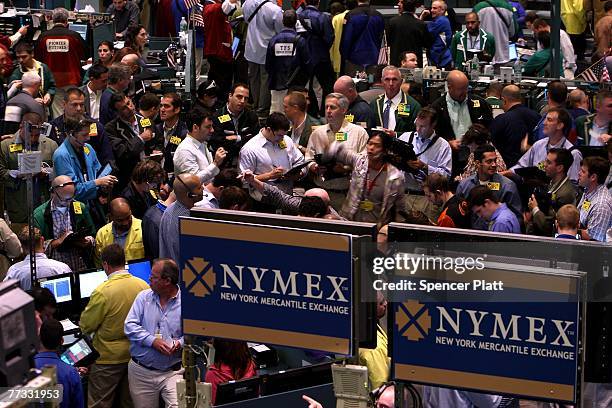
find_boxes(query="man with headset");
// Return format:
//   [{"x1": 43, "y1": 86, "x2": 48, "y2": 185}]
[{"x1": 158, "y1": 173, "x2": 203, "y2": 261}]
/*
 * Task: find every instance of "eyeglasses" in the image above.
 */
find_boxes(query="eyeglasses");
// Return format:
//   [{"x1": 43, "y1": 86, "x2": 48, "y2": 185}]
[{"x1": 53, "y1": 181, "x2": 76, "y2": 189}]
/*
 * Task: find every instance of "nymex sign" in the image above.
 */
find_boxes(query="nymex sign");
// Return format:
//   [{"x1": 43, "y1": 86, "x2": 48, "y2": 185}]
[
  {"x1": 392, "y1": 299, "x2": 581, "y2": 403},
  {"x1": 179, "y1": 217, "x2": 354, "y2": 355}
]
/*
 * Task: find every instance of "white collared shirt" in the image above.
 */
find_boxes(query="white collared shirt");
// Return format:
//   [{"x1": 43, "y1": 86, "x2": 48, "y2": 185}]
[
  {"x1": 383, "y1": 91, "x2": 403, "y2": 131},
  {"x1": 445, "y1": 93, "x2": 472, "y2": 141},
  {"x1": 87, "y1": 83, "x2": 102, "y2": 120},
  {"x1": 173, "y1": 134, "x2": 219, "y2": 184}
]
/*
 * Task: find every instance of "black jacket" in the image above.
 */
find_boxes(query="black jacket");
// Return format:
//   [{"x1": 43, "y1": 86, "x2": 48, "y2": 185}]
[
  {"x1": 105, "y1": 114, "x2": 149, "y2": 188},
  {"x1": 210, "y1": 105, "x2": 260, "y2": 164},
  {"x1": 153, "y1": 120, "x2": 189, "y2": 173},
  {"x1": 121, "y1": 181, "x2": 158, "y2": 220},
  {"x1": 430, "y1": 93, "x2": 493, "y2": 141},
  {"x1": 387, "y1": 13, "x2": 431, "y2": 67},
  {"x1": 490, "y1": 104, "x2": 541, "y2": 167}
]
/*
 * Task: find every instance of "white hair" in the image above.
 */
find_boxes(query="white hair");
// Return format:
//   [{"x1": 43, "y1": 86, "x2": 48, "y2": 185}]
[{"x1": 22, "y1": 71, "x2": 41, "y2": 88}]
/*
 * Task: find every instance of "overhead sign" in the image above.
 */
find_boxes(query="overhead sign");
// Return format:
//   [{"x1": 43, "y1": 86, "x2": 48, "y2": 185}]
[
  {"x1": 391, "y1": 270, "x2": 583, "y2": 403},
  {"x1": 179, "y1": 217, "x2": 354, "y2": 355}
]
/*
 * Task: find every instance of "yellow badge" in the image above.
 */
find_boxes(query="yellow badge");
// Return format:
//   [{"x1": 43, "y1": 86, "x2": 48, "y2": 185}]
[
  {"x1": 149, "y1": 189, "x2": 158, "y2": 200},
  {"x1": 473, "y1": 100, "x2": 480, "y2": 108},
  {"x1": 582, "y1": 200, "x2": 591, "y2": 211},
  {"x1": 359, "y1": 200, "x2": 375, "y2": 211},
  {"x1": 487, "y1": 182, "x2": 501, "y2": 191},
  {"x1": 169, "y1": 136, "x2": 182, "y2": 145},
  {"x1": 335, "y1": 132, "x2": 348, "y2": 142},
  {"x1": 537, "y1": 161, "x2": 546, "y2": 171},
  {"x1": 345, "y1": 114, "x2": 354, "y2": 123},
  {"x1": 140, "y1": 118, "x2": 152, "y2": 128},
  {"x1": 83, "y1": 146, "x2": 90, "y2": 155},
  {"x1": 551, "y1": 192, "x2": 557, "y2": 201},
  {"x1": 9, "y1": 143, "x2": 23, "y2": 153},
  {"x1": 72, "y1": 201, "x2": 82, "y2": 214},
  {"x1": 397, "y1": 103, "x2": 410, "y2": 116},
  {"x1": 218, "y1": 114, "x2": 231, "y2": 123},
  {"x1": 278, "y1": 139, "x2": 287, "y2": 149}
]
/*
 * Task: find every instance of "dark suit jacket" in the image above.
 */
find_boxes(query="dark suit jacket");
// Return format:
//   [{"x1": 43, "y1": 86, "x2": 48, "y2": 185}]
[
  {"x1": 387, "y1": 13, "x2": 431, "y2": 67},
  {"x1": 430, "y1": 93, "x2": 493, "y2": 141},
  {"x1": 210, "y1": 105, "x2": 260, "y2": 164},
  {"x1": 153, "y1": 120, "x2": 189, "y2": 173},
  {"x1": 105, "y1": 114, "x2": 148, "y2": 188},
  {"x1": 531, "y1": 177, "x2": 577, "y2": 237}
]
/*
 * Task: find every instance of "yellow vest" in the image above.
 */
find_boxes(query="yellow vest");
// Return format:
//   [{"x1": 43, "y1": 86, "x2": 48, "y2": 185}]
[
  {"x1": 95, "y1": 217, "x2": 145, "y2": 266},
  {"x1": 331, "y1": 11, "x2": 349, "y2": 74},
  {"x1": 358, "y1": 324, "x2": 390, "y2": 390},
  {"x1": 561, "y1": 0, "x2": 587, "y2": 34}
]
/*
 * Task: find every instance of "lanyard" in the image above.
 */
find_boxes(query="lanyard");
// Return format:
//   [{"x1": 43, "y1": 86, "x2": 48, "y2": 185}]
[{"x1": 363, "y1": 164, "x2": 386, "y2": 200}]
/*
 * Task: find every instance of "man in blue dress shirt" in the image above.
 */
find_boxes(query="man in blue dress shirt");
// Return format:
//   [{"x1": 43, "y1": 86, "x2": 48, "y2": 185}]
[
  {"x1": 125, "y1": 258, "x2": 183, "y2": 407},
  {"x1": 467, "y1": 185, "x2": 521, "y2": 233}
]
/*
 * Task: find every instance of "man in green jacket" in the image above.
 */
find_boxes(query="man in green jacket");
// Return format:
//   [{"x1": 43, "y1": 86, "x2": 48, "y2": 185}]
[
  {"x1": 33, "y1": 175, "x2": 96, "y2": 271},
  {"x1": 7, "y1": 42, "x2": 55, "y2": 107},
  {"x1": 0, "y1": 112, "x2": 56, "y2": 231},
  {"x1": 451, "y1": 12, "x2": 496, "y2": 68}
]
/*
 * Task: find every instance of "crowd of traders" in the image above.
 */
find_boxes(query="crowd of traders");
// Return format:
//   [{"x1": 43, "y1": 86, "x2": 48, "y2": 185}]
[{"x1": 0, "y1": 0, "x2": 610, "y2": 406}]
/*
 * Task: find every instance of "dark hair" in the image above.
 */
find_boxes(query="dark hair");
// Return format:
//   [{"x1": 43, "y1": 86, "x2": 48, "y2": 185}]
[
  {"x1": 97, "y1": 40, "x2": 114, "y2": 51},
  {"x1": 18, "y1": 226, "x2": 42, "y2": 251},
  {"x1": 108, "y1": 63, "x2": 131, "y2": 84},
  {"x1": 285, "y1": 92, "x2": 307, "y2": 112},
  {"x1": 197, "y1": 80, "x2": 219, "y2": 98},
  {"x1": 473, "y1": 144, "x2": 496, "y2": 162},
  {"x1": 532, "y1": 18, "x2": 549, "y2": 29},
  {"x1": 298, "y1": 196, "x2": 327, "y2": 217},
  {"x1": 547, "y1": 80, "x2": 568, "y2": 105},
  {"x1": 139, "y1": 92, "x2": 160, "y2": 111},
  {"x1": 64, "y1": 87, "x2": 86, "y2": 102},
  {"x1": 463, "y1": 124, "x2": 491, "y2": 147},
  {"x1": 536, "y1": 30, "x2": 551, "y2": 49},
  {"x1": 581, "y1": 156, "x2": 611, "y2": 185},
  {"x1": 40, "y1": 318, "x2": 63, "y2": 350},
  {"x1": 66, "y1": 117, "x2": 95, "y2": 134},
  {"x1": 468, "y1": 185, "x2": 499, "y2": 207},
  {"x1": 125, "y1": 24, "x2": 147, "y2": 52},
  {"x1": 15, "y1": 42, "x2": 34, "y2": 54},
  {"x1": 230, "y1": 83, "x2": 249, "y2": 95},
  {"x1": 185, "y1": 108, "x2": 214, "y2": 131},
  {"x1": 487, "y1": 82, "x2": 503, "y2": 97},
  {"x1": 152, "y1": 259, "x2": 179, "y2": 285},
  {"x1": 416, "y1": 106, "x2": 438, "y2": 124},
  {"x1": 110, "y1": 92, "x2": 128, "y2": 110},
  {"x1": 424, "y1": 173, "x2": 450, "y2": 193},
  {"x1": 89, "y1": 63, "x2": 109, "y2": 80},
  {"x1": 547, "y1": 107, "x2": 572, "y2": 137},
  {"x1": 212, "y1": 168, "x2": 242, "y2": 188},
  {"x1": 162, "y1": 93, "x2": 182, "y2": 110},
  {"x1": 548, "y1": 148, "x2": 573, "y2": 174},
  {"x1": 525, "y1": 11, "x2": 538, "y2": 24},
  {"x1": 131, "y1": 159, "x2": 164, "y2": 184},
  {"x1": 283, "y1": 9, "x2": 297, "y2": 27},
  {"x1": 265, "y1": 112, "x2": 291, "y2": 132},
  {"x1": 100, "y1": 243, "x2": 126, "y2": 268},
  {"x1": 605, "y1": 0, "x2": 612, "y2": 12},
  {"x1": 400, "y1": 0, "x2": 417, "y2": 12},
  {"x1": 370, "y1": 132, "x2": 392, "y2": 151},
  {"x1": 29, "y1": 287, "x2": 57, "y2": 312},
  {"x1": 219, "y1": 186, "x2": 249, "y2": 210},
  {"x1": 212, "y1": 338, "x2": 254, "y2": 380}
]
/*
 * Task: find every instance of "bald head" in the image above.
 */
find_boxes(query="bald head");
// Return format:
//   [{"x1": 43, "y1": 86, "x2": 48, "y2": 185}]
[
  {"x1": 110, "y1": 198, "x2": 131, "y2": 217},
  {"x1": 52, "y1": 175, "x2": 73, "y2": 188},
  {"x1": 304, "y1": 188, "x2": 331, "y2": 207},
  {"x1": 174, "y1": 173, "x2": 203, "y2": 207},
  {"x1": 333, "y1": 76, "x2": 357, "y2": 102},
  {"x1": 110, "y1": 198, "x2": 133, "y2": 233},
  {"x1": 501, "y1": 85, "x2": 521, "y2": 111},
  {"x1": 50, "y1": 175, "x2": 76, "y2": 206},
  {"x1": 447, "y1": 70, "x2": 468, "y2": 102},
  {"x1": 569, "y1": 89, "x2": 588, "y2": 109}
]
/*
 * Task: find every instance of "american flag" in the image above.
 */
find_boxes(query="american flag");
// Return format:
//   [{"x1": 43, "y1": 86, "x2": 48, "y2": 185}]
[
  {"x1": 577, "y1": 57, "x2": 610, "y2": 82},
  {"x1": 184, "y1": 0, "x2": 199, "y2": 9},
  {"x1": 192, "y1": 10, "x2": 205, "y2": 27}
]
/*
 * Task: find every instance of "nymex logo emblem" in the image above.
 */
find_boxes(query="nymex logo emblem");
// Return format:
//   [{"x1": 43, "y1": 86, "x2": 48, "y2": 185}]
[
  {"x1": 183, "y1": 257, "x2": 216, "y2": 298},
  {"x1": 396, "y1": 300, "x2": 431, "y2": 341}
]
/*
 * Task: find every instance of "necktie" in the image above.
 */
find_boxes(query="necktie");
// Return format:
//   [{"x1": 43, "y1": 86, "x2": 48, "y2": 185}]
[{"x1": 382, "y1": 99, "x2": 392, "y2": 129}]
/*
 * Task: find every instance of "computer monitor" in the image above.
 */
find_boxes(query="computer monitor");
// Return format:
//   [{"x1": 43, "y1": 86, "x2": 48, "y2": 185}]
[
  {"x1": 78, "y1": 269, "x2": 107, "y2": 299},
  {"x1": 215, "y1": 376, "x2": 261, "y2": 405},
  {"x1": 126, "y1": 259, "x2": 151, "y2": 284},
  {"x1": 508, "y1": 43, "x2": 518, "y2": 61},
  {"x1": 262, "y1": 362, "x2": 333, "y2": 396},
  {"x1": 69, "y1": 23, "x2": 88, "y2": 41},
  {"x1": 39, "y1": 273, "x2": 73, "y2": 304}
]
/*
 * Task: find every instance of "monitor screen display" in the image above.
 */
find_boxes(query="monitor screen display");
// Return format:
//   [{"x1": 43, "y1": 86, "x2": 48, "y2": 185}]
[
  {"x1": 127, "y1": 259, "x2": 151, "y2": 284},
  {"x1": 60, "y1": 338, "x2": 94, "y2": 366},
  {"x1": 40, "y1": 276, "x2": 72, "y2": 303},
  {"x1": 69, "y1": 23, "x2": 88, "y2": 41},
  {"x1": 79, "y1": 270, "x2": 107, "y2": 299},
  {"x1": 509, "y1": 43, "x2": 518, "y2": 61}
]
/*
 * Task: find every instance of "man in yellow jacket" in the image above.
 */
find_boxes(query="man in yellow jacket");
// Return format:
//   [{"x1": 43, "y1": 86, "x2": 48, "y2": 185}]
[
  {"x1": 95, "y1": 198, "x2": 145, "y2": 266},
  {"x1": 80, "y1": 243, "x2": 149, "y2": 408}
]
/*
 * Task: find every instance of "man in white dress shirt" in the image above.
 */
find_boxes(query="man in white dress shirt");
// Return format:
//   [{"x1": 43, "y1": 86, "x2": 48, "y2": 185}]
[{"x1": 173, "y1": 109, "x2": 227, "y2": 184}]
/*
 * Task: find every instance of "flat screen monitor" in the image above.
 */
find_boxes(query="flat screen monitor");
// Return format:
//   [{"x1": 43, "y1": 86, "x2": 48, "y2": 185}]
[
  {"x1": 126, "y1": 259, "x2": 151, "y2": 284},
  {"x1": 261, "y1": 362, "x2": 333, "y2": 396},
  {"x1": 216, "y1": 376, "x2": 261, "y2": 405},
  {"x1": 508, "y1": 43, "x2": 518, "y2": 61},
  {"x1": 60, "y1": 337, "x2": 99, "y2": 367},
  {"x1": 78, "y1": 270, "x2": 107, "y2": 299},
  {"x1": 39, "y1": 274, "x2": 73, "y2": 303},
  {"x1": 69, "y1": 23, "x2": 88, "y2": 41}
]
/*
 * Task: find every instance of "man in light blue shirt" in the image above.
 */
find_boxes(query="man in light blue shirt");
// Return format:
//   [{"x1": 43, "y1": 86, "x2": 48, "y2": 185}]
[
  {"x1": 243, "y1": 0, "x2": 284, "y2": 118},
  {"x1": 399, "y1": 107, "x2": 451, "y2": 222},
  {"x1": 5, "y1": 226, "x2": 71, "y2": 290},
  {"x1": 468, "y1": 185, "x2": 521, "y2": 233},
  {"x1": 125, "y1": 258, "x2": 183, "y2": 407},
  {"x1": 239, "y1": 112, "x2": 305, "y2": 195}
]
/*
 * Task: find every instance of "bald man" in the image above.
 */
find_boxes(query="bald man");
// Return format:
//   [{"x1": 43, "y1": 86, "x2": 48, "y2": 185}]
[
  {"x1": 489, "y1": 84, "x2": 541, "y2": 167},
  {"x1": 333, "y1": 76, "x2": 373, "y2": 127},
  {"x1": 568, "y1": 88, "x2": 590, "y2": 120},
  {"x1": 430, "y1": 70, "x2": 492, "y2": 151},
  {"x1": 33, "y1": 174, "x2": 96, "y2": 271},
  {"x1": 159, "y1": 174, "x2": 203, "y2": 260},
  {"x1": 96, "y1": 197, "x2": 145, "y2": 264}
]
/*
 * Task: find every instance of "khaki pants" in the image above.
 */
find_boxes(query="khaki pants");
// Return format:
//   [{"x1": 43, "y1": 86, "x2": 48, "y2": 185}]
[
  {"x1": 247, "y1": 62, "x2": 271, "y2": 119},
  {"x1": 88, "y1": 362, "x2": 133, "y2": 408},
  {"x1": 128, "y1": 359, "x2": 183, "y2": 408}
]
